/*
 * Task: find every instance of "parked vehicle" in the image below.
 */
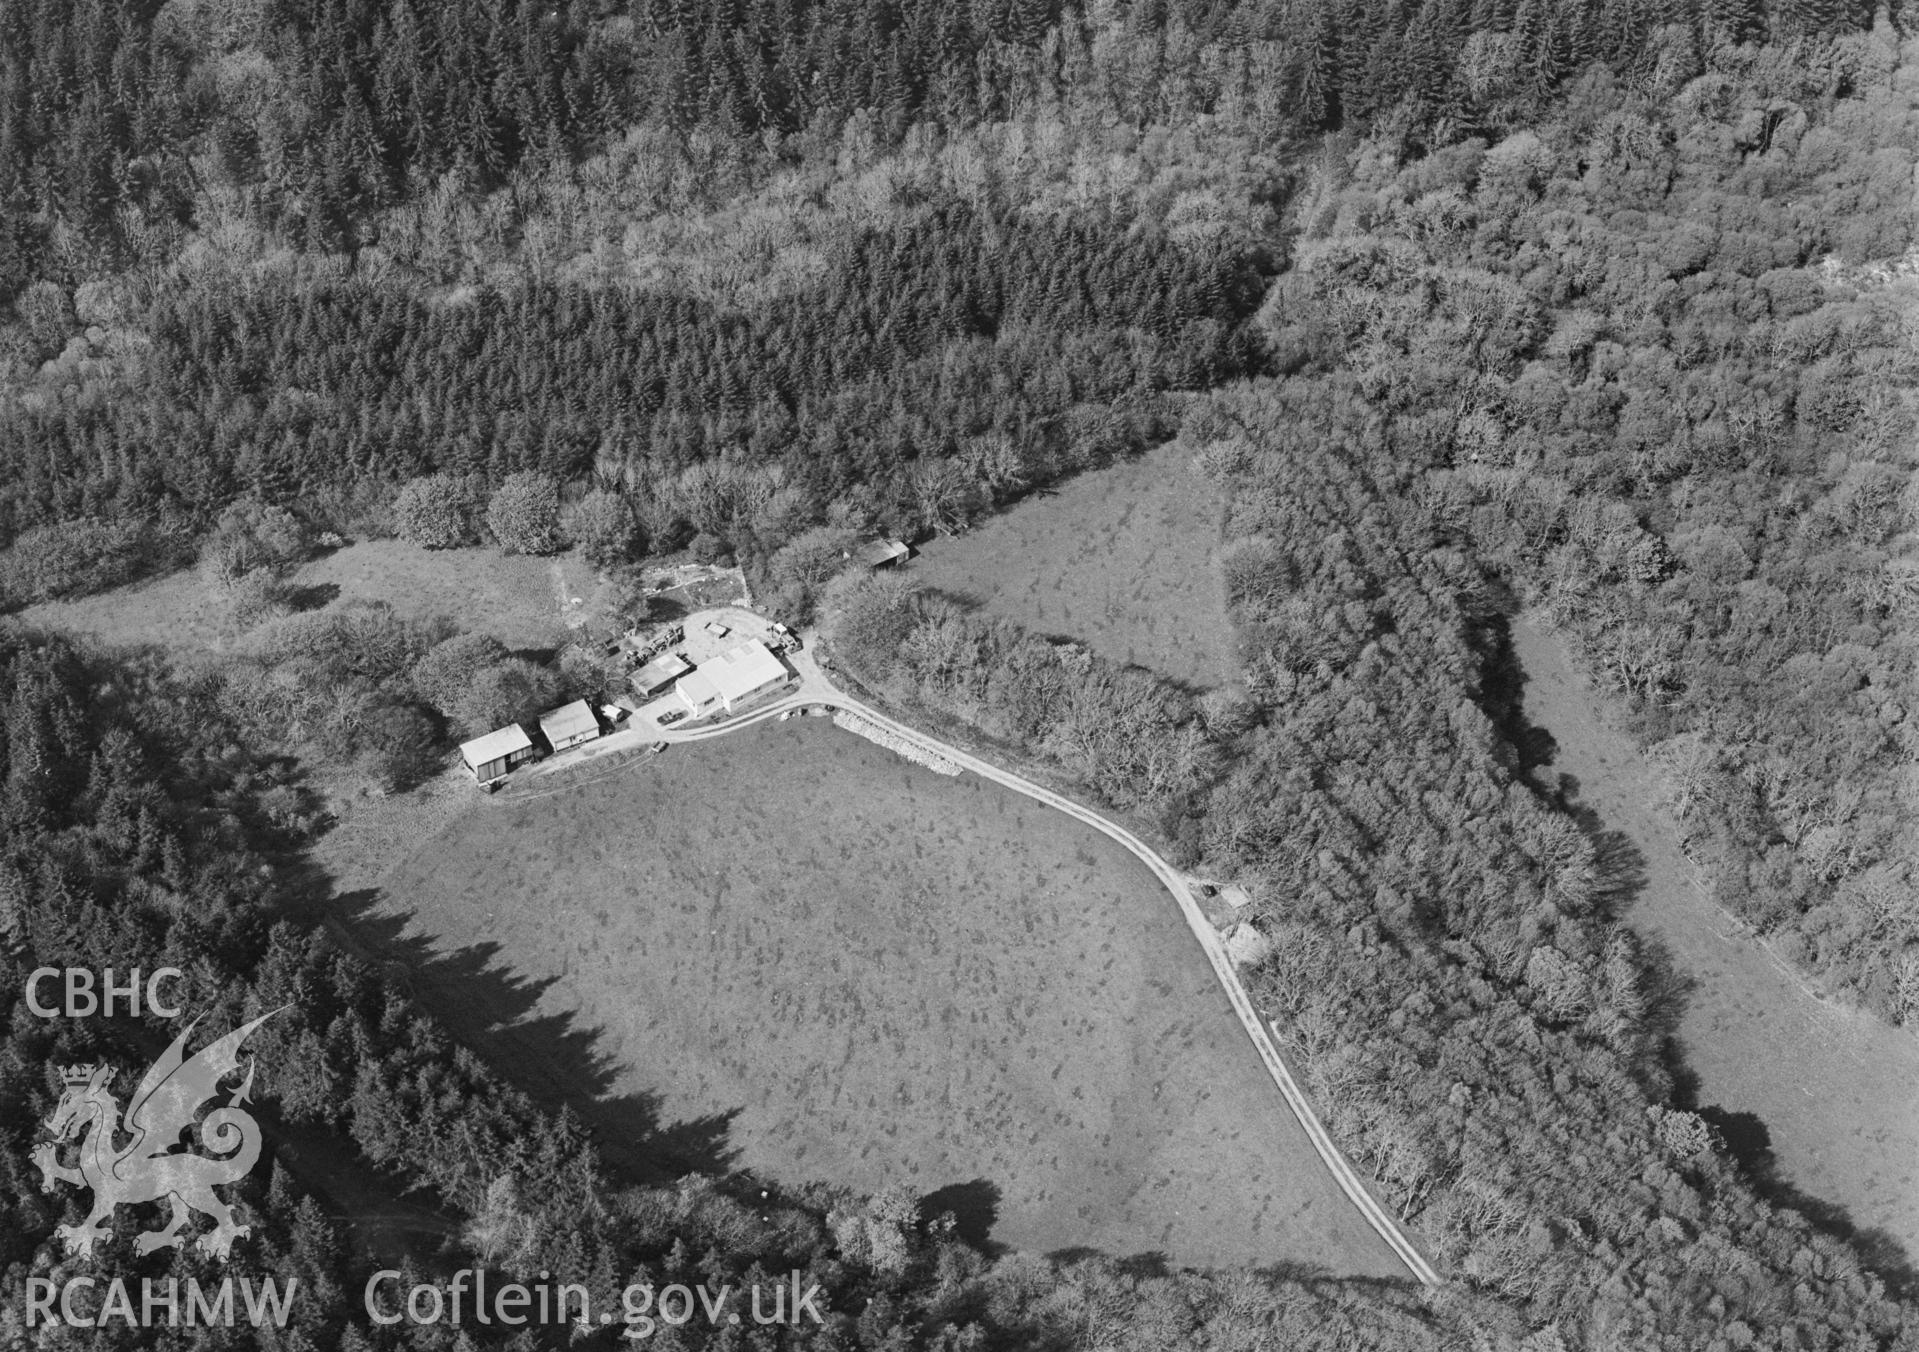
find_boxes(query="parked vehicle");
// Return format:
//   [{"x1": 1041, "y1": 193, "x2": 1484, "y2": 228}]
[{"x1": 658, "y1": 708, "x2": 687, "y2": 726}]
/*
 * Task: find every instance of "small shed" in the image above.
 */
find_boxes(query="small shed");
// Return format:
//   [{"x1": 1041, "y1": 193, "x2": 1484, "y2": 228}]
[
  {"x1": 855, "y1": 538, "x2": 911, "y2": 569},
  {"x1": 1219, "y1": 883, "x2": 1254, "y2": 911},
  {"x1": 1225, "y1": 922, "x2": 1274, "y2": 969},
  {"x1": 629, "y1": 651, "x2": 691, "y2": 697},
  {"x1": 461, "y1": 724, "x2": 534, "y2": 785},
  {"x1": 538, "y1": 700, "x2": 601, "y2": 753}
]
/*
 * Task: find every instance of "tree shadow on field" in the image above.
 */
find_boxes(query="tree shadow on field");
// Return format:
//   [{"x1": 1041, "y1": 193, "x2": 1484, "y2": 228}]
[
  {"x1": 1562, "y1": 803, "x2": 1651, "y2": 918},
  {"x1": 1493, "y1": 612, "x2": 1919, "y2": 1302},
  {"x1": 1469, "y1": 608, "x2": 1560, "y2": 777},
  {"x1": 318, "y1": 882, "x2": 742, "y2": 1185},
  {"x1": 1045, "y1": 1246, "x2": 1175, "y2": 1276},
  {"x1": 1670, "y1": 1075, "x2": 1919, "y2": 1298},
  {"x1": 921, "y1": 1179, "x2": 1005, "y2": 1255},
  {"x1": 282, "y1": 580, "x2": 341, "y2": 613}
]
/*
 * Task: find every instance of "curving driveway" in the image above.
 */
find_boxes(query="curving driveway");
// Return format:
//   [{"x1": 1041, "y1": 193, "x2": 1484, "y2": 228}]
[{"x1": 530, "y1": 631, "x2": 1440, "y2": 1286}]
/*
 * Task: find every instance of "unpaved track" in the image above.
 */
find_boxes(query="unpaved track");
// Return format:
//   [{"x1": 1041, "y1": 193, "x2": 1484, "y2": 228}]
[{"x1": 1512, "y1": 613, "x2": 1919, "y2": 1268}]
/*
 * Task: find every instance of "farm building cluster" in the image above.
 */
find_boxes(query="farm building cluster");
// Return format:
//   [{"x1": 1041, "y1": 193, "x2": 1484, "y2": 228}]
[
  {"x1": 459, "y1": 696, "x2": 601, "y2": 788},
  {"x1": 672, "y1": 640, "x2": 788, "y2": 717},
  {"x1": 459, "y1": 615, "x2": 798, "y2": 789}
]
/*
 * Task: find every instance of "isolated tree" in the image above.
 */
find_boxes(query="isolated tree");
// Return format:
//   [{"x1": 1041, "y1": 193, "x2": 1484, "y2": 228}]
[
  {"x1": 411, "y1": 631, "x2": 512, "y2": 719},
  {"x1": 487, "y1": 471, "x2": 565, "y2": 555},
  {"x1": 394, "y1": 473, "x2": 487, "y2": 549},
  {"x1": 227, "y1": 569, "x2": 294, "y2": 630},
  {"x1": 200, "y1": 499, "x2": 312, "y2": 588}
]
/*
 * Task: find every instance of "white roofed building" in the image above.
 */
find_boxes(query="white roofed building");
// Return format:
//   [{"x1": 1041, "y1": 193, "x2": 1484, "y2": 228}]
[
  {"x1": 538, "y1": 700, "x2": 601, "y2": 753},
  {"x1": 460, "y1": 724, "x2": 534, "y2": 785},
  {"x1": 676, "y1": 640, "x2": 789, "y2": 716},
  {"x1": 676, "y1": 668, "x2": 723, "y2": 717}
]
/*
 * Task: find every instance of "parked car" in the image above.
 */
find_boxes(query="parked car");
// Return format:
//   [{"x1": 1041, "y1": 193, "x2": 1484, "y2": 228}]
[{"x1": 657, "y1": 708, "x2": 687, "y2": 726}]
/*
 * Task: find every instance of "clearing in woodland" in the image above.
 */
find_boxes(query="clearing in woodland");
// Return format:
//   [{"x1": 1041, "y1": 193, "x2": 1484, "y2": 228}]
[
  {"x1": 907, "y1": 439, "x2": 1232, "y2": 689},
  {"x1": 1511, "y1": 614, "x2": 1919, "y2": 1274},
  {"x1": 16, "y1": 538, "x2": 603, "y2": 655},
  {"x1": 353, "y1": 716, "x2": 1405, "y2": 1276}
]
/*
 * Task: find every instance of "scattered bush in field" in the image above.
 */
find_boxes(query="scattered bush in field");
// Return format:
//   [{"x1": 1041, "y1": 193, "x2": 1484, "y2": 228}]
[
  {"x1": 562, "y1": 489, "x2": 639, "y2": 568},
  {"x1": 199, "y1": 499, "x2": 312, "y2": 587},
  {"x1": 393, "y1": 472, "x2": 489, "y2": 549},
  {"x1": 410, "y1": 629, "x2": 556, "y2": 735},
  {"x1": 254, "y1": 602, "x2": 442, "y2": 684},
  {"x1": 228, "y1": 570, "x2": 295, "y2": 630},
  {"x1": 412, "y1": 632, "x2": 512, "y2": 716},
  {"x1": 0, "y1": 517, "x2": 165, "y2": 606},
  {"x1": 487, "y1": 471, "x2": 565, "y2": 556}
]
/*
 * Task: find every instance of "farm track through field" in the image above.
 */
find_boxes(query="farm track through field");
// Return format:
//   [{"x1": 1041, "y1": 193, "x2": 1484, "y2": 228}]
[{"x1": 513, "y1": 639, "x2": 1441, "y2": 1287}]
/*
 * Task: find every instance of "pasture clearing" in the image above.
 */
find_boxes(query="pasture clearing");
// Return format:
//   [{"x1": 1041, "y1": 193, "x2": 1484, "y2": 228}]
[
  {"x1": 365, "y1": 716, "x2": 1405, "y2": 1276},
  {"x1": 286, "y1": 539, "x2": 599, "y2": 649},
  {"x1": 907, "y1": 440, "x2": 1232, "y2": 689},
  {"x1": 1512, "y1": 615, "x2": 1919, "y2": 1272},
  {"x1": 16, "y1": 538, "x2": 602, "y2": 655}
]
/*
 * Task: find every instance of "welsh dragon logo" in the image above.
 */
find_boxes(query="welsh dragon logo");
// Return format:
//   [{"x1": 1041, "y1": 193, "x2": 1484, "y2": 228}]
[{"x1": 32, "y1": 1010, "x2": 283, "y2": 1261}]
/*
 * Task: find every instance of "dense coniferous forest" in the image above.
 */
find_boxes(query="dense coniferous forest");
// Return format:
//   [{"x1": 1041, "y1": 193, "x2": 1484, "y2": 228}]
[
  {"x1": 5, "y1": 0, "x2": 1919, "y2": 1345},
  {"x1": 0, "y1": 204, "x2": 1254, "y2": 541}
]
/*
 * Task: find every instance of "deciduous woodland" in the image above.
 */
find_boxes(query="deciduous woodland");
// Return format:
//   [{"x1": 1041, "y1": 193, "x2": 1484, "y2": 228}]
[{"x1": 3, "y1": 0, "x2": 1918, "y2": 1346}]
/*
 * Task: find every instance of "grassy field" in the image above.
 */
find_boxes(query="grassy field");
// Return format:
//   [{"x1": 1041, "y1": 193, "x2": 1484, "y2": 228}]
[
  {"x1": 289, "y1": 538, "x2": 593, "y2": 650},
  {"x1": 359, "y1": 716, "x2": 1405, "y2": 1275},
  {"x1": 1512, "y1": 616, "x2": 1919, "y2": 1272},
  {"x1": 907, "y1": 440, "x2": 1233, "y2": 689},
  {"x1": 17, "y1": 538, "x2": 600, "y2": 654}
]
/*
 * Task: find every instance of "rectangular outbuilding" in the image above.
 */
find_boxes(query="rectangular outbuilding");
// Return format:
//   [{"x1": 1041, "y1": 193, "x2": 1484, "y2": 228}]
[
  {"x1": 675, "y1": 669, "x2": 723, "y2": 718},
  {"x1": 676, "y1": 640, "x2": 789, "y2": 716},
  {"x1": 629, "y1": 651, "x2": 691, "y2": 697},
  {"x1": 460, "y1": 724, "x2": 534, "y2": 785},
  {"x1": 855, "y1": 538, "x2": 911, "y2": 568},
  {"x1": 538, "y1": 700, "x2": 601, "y2": 753}
]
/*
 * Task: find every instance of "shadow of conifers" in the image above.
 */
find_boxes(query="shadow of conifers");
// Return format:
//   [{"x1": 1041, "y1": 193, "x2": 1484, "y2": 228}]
[
  {"x1": 1483, "y1": 607, "x2": 1919, "y2": 1299},
  {"x1": 314, "y1": 879, "x2": 742, "y2": 1186}
]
